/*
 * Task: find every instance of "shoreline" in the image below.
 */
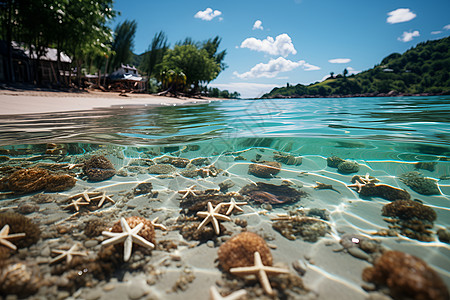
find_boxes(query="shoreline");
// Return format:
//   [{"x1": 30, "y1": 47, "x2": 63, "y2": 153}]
[
  {"x1": 0, "y1": 89, "x2": 223, "y2": 115},
  {"x1": 261, "y1": 91, "x2": 449, "y2": 99}
]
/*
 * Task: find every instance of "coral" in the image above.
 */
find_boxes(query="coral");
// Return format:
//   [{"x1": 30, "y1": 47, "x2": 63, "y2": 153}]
[
  {"x1": 84, "y1": 219, "x2": 108, "y2": 238},
  {"x1": 190, "y1": 157, "x2": 210, "y2": 166},
  {"x1": 273, "y1": 153, "x2": 302, "y2": 165},
  {"x1": 382, "y1": 200, "x2": 436, "y2": 222},
  {"x1": 327, "y1": 156, "x2": 345, "y2": 168},
  {"x1": 83, "y1": 155, "x2": 116, "y2": 181},
  {"x1": 155, "y1": 156, "x2": 190, "y2": 168},
  {"x1": 0, "y1": 212, "x2": 40, "y2": 248},
  {"x1": 337, "y1": 160, "x2": 360, "y2": 174},
  {"x1": 148, "y1": 164, "x2": 176, "y2": 174},
  {"x1": 0, "y1": 260, "x2": 41, "y2": 297},
  {"x1": 415, "y1": 161, "x2": 437, "y2": 172},
  {"x1": 381, "y1": 200, "x2": 436, "y2": 242},
  {"x1": 359, "y1": 184, "x2": 411, "y2": 201},
  {"x1": 399, "y1": 172, "x2": 440, "y2": 195},
  {"x1": 179, "y1": 190, "x2": 239, "y2": 215},
  {"x1": 7, "y1": 168, "x2": 49, "y2": 193},
  {"x1": 110, "y1": 216, "x2": 155, "y2": 246},
  {"x1": 248, "y1": 161, "x2": 281, "y2": 178},
  {"x1": 179, "y1": 220, "x2": 224, "y2": 241},
  {"x1": 272, "y1": 214, "x2": 330, "y2": 242},
  {"x1": 240, "y1": 182, "x2": 306, "y2": 205},
  {"x1": 45, "y1": 174, "x2": 76, "y2": 192},
  {"x1": 217, "y1": 232, "x2": 272, "y2": 272},
  {"x1": 362, "y1": 251, "x2": 449, "y2": 300}
]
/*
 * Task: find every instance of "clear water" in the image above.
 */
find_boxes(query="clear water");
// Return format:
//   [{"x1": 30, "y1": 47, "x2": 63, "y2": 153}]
[{"x1": 0, "y1": 96, "x2": 449, "y2": 299}]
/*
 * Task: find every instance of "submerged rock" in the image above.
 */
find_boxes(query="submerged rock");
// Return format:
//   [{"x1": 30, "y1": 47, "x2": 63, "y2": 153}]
[
  {"x1": 337, "y1": 160, "x2": 360, "y2": 174},
  {"x1": 248, "y1": 161, "x2": 281, "y2": 178},
  {"x1": 83, "y1": 155, "x2": 116, "y2": 181},
  {"x1": 273, "y1": 153, "x2": 302, "y2": 166},
  {"x1": 272, "y1": 213, "x2": 330, "y2": 242},
  {"x1": 362, "y1": 251, "x2": 449, "y2": 300},
  {"x1": 359, "y1": 184, "x2": 411, "y2": 201},
  {"x1": 415, "y1": 161, "x2": 437, "y2": 172},
  {"x1": 399, "y1": 171, "x2": 440, "y2": 195},
  {"x1": 327, "y1": 156, "x2": 345, "y2": 168},
  {"x1": 437, "y1": 228, "x2": 450, "y2": 243},
  {"x1": 240, "y1": 182, "x2": 305, "y2": 205},
  {"x1": 217, "y1": 232, "x2": 272, "y2": 272},
  {"x1": 148, "y1": 164, "x2": 176, "y2": 174}
]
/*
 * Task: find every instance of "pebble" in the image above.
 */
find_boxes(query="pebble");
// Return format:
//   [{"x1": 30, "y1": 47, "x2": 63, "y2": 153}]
[
  {"x1": 41, "y1": 245, "x2": 51, "y2": 257},
  {"x1": 103, "y1": 283, "x2": 116, "y2": 292},
  {"x1": 84, "y1": 288, "x2": 102, "y2": 300},
  {"x1": 206, "y1": 240, "x2": 215, "y2": 248},
  {"x1": 127, "y1": 280, "x2": 148, "y2": 300},
  {"x1": 84, "y1": 239, "x2": 99, "y2": 248},
  {"x1": 57, "y1": 291, "x2": 70, "y2": 300},
  {"x1": 348, "y1": 247, "x2": 370, "y2": 260}
]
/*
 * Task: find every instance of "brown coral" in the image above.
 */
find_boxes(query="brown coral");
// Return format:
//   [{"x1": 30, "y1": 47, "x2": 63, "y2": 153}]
[
  {"x1": 359, "y1": 184, "x2": 411, "y2": 201},
  {"x1": 7, "y1": 168, "x2": 49, "y2": 193},
  {"x1": 248, "y1": 161, "x2": 281, "y2": 178},
  {"x1": 0, "y1": 261, "x2": 41, "y2": 297},
  {"x1": 217, "y1": 232, "x2": 272, "y2": 272},
  {"x1": 382, "y1": 200, "x2": 436, "y2": 222},
  {"x1": 110, "y1": 216, "x2": 155, "y2": 245},
  {"x1": 45, "y1": 174, "x2": 76, "y2": 192},
  {"x1": 0, "y1": 212, "x2": 40, "y2": 248},
  {"x1": 83, "y1": 155, "x2": 115, "y2": 181},
  {"x1": 362, "y1": 251, "x2": 449, "y2": 300},
  {"x1": 240, "y1": 182, "x2": 305, "y2": 205}
]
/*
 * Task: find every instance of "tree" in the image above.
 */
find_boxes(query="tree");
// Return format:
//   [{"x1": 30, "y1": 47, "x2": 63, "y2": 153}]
[
  {"x1": 110, "y1": 20, "x2": 137, "y2": 72},
  {"x1": 141, "y1": 31, "x2": 169, "y2": 79},
  {"x1": 158, "y1": 44, "x2": 221, "y2": 94},
  {"x1": 330, "y1": 72, "x2": 334, "y2": 79},
  {"x1": 343, "y1": 68, "x2": 348, "y2": 77},
  {"x1": 201, "y1": 36, "x2": 227, "y2": 70}
]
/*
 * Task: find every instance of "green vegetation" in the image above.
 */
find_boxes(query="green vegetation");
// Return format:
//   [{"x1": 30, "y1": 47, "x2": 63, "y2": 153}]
[{"x1": 262, "y1": 37, "x2": 450, "y2": 98}]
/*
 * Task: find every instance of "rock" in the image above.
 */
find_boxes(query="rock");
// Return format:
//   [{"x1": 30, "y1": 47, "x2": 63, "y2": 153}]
[
  {"x1": 217, "y1": 232, "x2": 272, "y2": 272},
  {"x1": 415, "y1": 161, "x2": 437, "y2": 172},
  {"x1": 362, "y1": 251, "x2": 449, "y2": 300},
  {"x1": 348, "y1": 247, "x2": 370, "y2": 260},
  {"x1": 399, "y1": 171, "x2": 440, "y2": 195},
  {"x1": 437, "y1": 228, "x2": 450, "y2": 243},
  {"x1": 273, "y1": 215, "x2": 330, "y2": 242},
  {"x1": 248, "y1": 161, "x2": 281, "y2": 178},
  {"x1": 83, "y1": 155, "x2": 116, "y2": 181},
  {"x1": 133, "y1": 182, "x2": 153, "y2": 195},
  {"x1": 17, "y1": 203, "x2": 39, "y2": 214},
  {"x1": 0, "y1": 212, "x2": 40, "y2": 248},
  {"x1": 382, "y1": 199, "x2": 436, "y2": 222},
  {"x1": 327, "y1": 156, "x2": 345, "y2": 168},
  {"x1": 337, "y1": 160, "x2": 359, "y2": 174},
  {"x1": 240, "y1": 182, "x2": 306, "y2": 205},
  {"x1": 273, "y1": 153, "x2": 302, "y2": 165},
  {"x1": 147, "y1": 164, "x2": 176, "y2": 174}
]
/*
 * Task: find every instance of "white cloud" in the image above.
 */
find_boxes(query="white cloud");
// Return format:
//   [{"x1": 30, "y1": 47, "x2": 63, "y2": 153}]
[
  {"x1": 240, "y1": 34, "x2": 297, "y2": 57},
  {"x1": 253, "y1": 20, "x2": 263, "y2": 30},
  {"x1": 194, "y1": 8, "x2": 222, "y2": 21},
  {"x1": 431, "y1": 31, "x2": 442, "y2": 35},
  {"x1": 347, "y1": 67, "x2": 360, "y2": 75},
  {"x1": 233, "y1": 57, "x2": 319, "y2": 79},
  {"x1": 398, "y1": 30, "x2": 420, "y2": 42},
  {"x1": 328, "y1": 58, "x2": 351, "y2": 64},
  {"x1": 387, "y1": 8, "x2": 416, "y2": 24},
  {"x1": 444, "y1": 24, "x2": 450, "y2": 30},
  {"x1": 209, "y1": 82, "x2": 277, "y2": 99}
]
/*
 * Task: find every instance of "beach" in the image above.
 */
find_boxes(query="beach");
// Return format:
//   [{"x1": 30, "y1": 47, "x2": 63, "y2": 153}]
[{"x1": 0, "y1": 89, "x2": 216, "y2": 115}]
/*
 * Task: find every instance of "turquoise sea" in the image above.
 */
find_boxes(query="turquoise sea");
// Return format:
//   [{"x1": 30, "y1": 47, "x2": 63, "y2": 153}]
[{"x1": 0, "y1": 96, "x2": 449, "y2": 300}]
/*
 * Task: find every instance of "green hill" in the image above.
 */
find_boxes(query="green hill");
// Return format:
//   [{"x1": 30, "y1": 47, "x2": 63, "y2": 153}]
[{"x1": 261, "y1": 36, "x2": 450, "y2": 99}]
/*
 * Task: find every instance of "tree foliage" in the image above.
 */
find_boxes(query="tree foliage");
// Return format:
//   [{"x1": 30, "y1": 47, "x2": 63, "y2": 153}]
[
  {"x1": 262, "y1": 36, "x2": 450, "y2": 98},
  {"x1": 110, "y1": 20, "x2": 137, "y2": 71}
]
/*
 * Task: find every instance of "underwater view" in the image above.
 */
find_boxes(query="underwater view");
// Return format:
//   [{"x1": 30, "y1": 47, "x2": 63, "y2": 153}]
[{"x1": 0, "y1": 96, "x2": 450, "y2": 300}]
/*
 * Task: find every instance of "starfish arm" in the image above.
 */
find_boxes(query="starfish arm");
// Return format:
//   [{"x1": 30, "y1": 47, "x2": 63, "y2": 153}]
[
  {"x1": 0, "y1": 239, "x2": 18, "y2": 250},
  {"x1": 197, "y1": 216, "x2": 211, "y2": 231},
  {"x1": 5, "y1": 232, "x2": 26, "y2": 239},
  {"x1": 123, "y1": 235, "x2": 133, "y2": 262},
  {"x1": 229, "y1": 266, "x2": 259, "y2": 275},
  {"x1": 50, "y1": 253, "x2": 65, "y2": 264},
  {"x1": 70, "y1": 251, "x2": 88, "y2": 257},
  {"x1": 258, "y1": 269, "x2": 273, "y2": 295},
  {"x1": 131, "y1": 234, "x2": 155, "y2": 249},
  {"x1": 97, "y1": 194, "x2": 107, "y2": 207},
  {"x1": 121, "y1": 218, "x2": 132, "y2": 233},
  {"x1": 0, "y1": 225, "x2": 9, "y2": 235},
  {"x1": 102, "y1": 231, "x2": 122, "y2": 237},
  {"x1": 212, "y1": 216, "x2": 220, "y2": 235},
  {"x1": 51, "y1": 249, "x2": 66, "y2": 255},
  {"x1": 66, "y1": 253, "x2": 73, "y2": 264},
  {"x1": 214, "y1": 214, "x2": 232, "y2": 222},
  {"x1": 129, "y1": 223, "x2": 144, "y2": 236},
  {"x1": 225, "y1": 204, "x2": 234, "y2": 215},
  {"x1": 263, "y1": 266, "x2": 290, "y2": 274},
  {"x1": 101, "y1": 233, "x2": 126, "y2": 246},
  {"x1": 209, "y1": 286, "x2": 221, "y2": 300},
  {"x1": 226, "y1": 290, "x2": 247, "y2": 300},
  {"x1": 197, "y1": 212, "x2": 209, "y2": 218}
]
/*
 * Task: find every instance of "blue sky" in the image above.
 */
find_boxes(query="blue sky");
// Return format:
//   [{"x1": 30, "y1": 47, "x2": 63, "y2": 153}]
[{"x1": 112, "y1": 0, "x2": 450, "y2": 98}]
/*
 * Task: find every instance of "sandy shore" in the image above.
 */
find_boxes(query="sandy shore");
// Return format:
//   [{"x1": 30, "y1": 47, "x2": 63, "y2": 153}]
[{"x1": 0, "y1": 89, "x2": 217, "y2": 115}]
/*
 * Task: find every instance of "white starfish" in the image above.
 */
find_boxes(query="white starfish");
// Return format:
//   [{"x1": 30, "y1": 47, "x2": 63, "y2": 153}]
[
  {"x1": 218, "y1": 197, "x2": 248, "y2": 215},
  {"x1": 230, "y1": 251, "x2": 289, "y2": 295},
  {"x1": 50, "y1": 244, "x2": 87, "y2": 264},
  {"x1": 197, "y1": 202, "x2": 231, "y2": 235},
  {"x1": 62, "y1": 163, "x2": 84, "y2": 170},
  {"x1": 209, "y1": 286, "x2": 247, "y2": 300},
  {"x1": 67, "y1": 190, "x2": 102, "y2": 203},
  {"x1": 178, "y1": 185, "x2": 200, "y2": 199},
  {"x1": 347, "y1": 180, "x2": 364, "y2": 193},
  {"x1": 0, "y1": 224, "x2": 26, "y2": 250},
  {"x1": 101, "y1": 217, "x2": 155, "y2": 262},
  {"x1": 91, "y1": 192, "x2": 115, "y2": 208},
  {"x1": 64, "y1": 197, "x2": 90, "y2": 211}
]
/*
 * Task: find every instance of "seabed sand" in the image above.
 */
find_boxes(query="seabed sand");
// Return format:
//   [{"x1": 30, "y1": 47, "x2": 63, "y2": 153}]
[
  {"x1": 1, "y1": 144, "x2": 449, "y2": 300},
  {"x1": 0, "y1": 89, "x2": 220, "y2": 115}
]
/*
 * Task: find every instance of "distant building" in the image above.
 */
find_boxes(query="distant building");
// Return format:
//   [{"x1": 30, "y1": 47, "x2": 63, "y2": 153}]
[
  {"x1": 383, "y1": 68, "x2": 394, "y2": 72},
  {"x1": 109, "y1": 63, "x2": 145, "y2": 91},
  {"x1": 23, "y1": 45, "x2": 72, "y2": 83}
]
